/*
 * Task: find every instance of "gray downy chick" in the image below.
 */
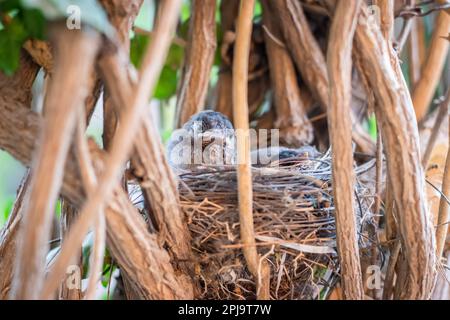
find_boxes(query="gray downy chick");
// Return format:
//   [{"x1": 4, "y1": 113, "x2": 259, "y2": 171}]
[
  {"x1": 167, "y1": 111, "x2": 236, "y2": 171},
  {"x1": 251, "y1": 145, "x2": 321, "y2": 168}
]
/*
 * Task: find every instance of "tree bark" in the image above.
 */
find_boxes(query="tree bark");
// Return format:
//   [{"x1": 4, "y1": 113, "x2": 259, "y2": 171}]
[
  {"x1": 175, "y1": 0, "x2": 217, "y2": 128},
  {"x1": 261, "y1": 0, "x2": 313, "y2": 147},
  {"x1": 270, "y1": 0, "x2": 329, "y2": 111},
  {"x1": 412, "y1": 2, "x2": 450, "y2": 121},
  {"x1": 216, "y1": 0, "x2": 240, "y2": 121},
  {"x1": 354, "y1": 4, "x2": 437, "y2": 299},
  {"x1": 327, "y1": 0, "x2": 364, "y2": 300}
]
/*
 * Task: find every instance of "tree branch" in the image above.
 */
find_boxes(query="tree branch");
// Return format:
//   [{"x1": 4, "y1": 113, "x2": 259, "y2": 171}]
[
  {"x1": 412, "y1": 1, "x2": 450, "y2": 121},
  {"x1": 261, "y1": 0, "x2": 314, "y2": 147},
  {"x1": 354, "y1": 4, "x2": 437, "y2": 299},
  {"x1": 175, "y1": 0, "x2": 217, "y2": 128},
  {"x1": 327, "y1": 0, "x2": 364, "y2": 300}
]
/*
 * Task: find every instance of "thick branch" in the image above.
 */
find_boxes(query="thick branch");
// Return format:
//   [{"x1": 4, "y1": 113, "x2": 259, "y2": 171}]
[
  {"x1": 261, "y1": 0, "x2": 313, "y2": 147},
  {"x1": 355, "y1": 5, "x2": 437, "y2": 299},
  {"x1": 270, "y1": 0, "x2": 328, "y2": 111},
  {"x1": 175, "y1": 0, "x2": 217, "y2": 128},
  {"x1": 216, "y1": 0, "x2": 240, "y2": 121},
  {"x1": 412, "y1": 3, "x2": 450, "y2": 121},
  {"x1": 327, "y1": 0, "x2": 364, "y2": 300}
]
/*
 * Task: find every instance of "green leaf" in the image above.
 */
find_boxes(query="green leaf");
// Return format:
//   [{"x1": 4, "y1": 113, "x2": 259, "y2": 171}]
[
  {"x1": 22, "y1": 0, "x2": 114, "y2": 38},
  {"x1": 1, "y1": 197, "x2": 14, "y2": 227},
  {"x1": 368, "y1": 115, "x2": 377, "y2": 141},
  {"x1": 181, "y1": 0, "x2": 190, "y2": 23},
  {"x1": 54, "y1": 199, "x2": 61, "y2": 218},
  {"x1": 21, "y1": 8, "x2": 45, "y2": 39},
  {"x1": 165, "y1": 43, "x2": 184, "y2": 70},
  {"x1": 154, "y1": 65, "x2": 178, "y2": 100},
  {"x1": 130, "y1": 33, "x2": 184, "y2": 101},
  {"x1": 130, "y1": 33, "x2": 149, "y2": 68},
  {"x1": 254, "y1": 0, "x2": 262, "y2": 19},
  {"x1": 0, "y1": 17, "x2": 28, "y2": 75}
]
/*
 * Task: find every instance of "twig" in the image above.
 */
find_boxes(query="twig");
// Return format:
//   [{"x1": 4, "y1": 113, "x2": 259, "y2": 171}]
[
  {"x1": 271, "y1": 0, "x2": 329, "y2": 111},
  {"x1": 395, "y1": 0, "x2": 416, "y2": 52},
  {"x1": 382, "y1": 239, "x2": 401, "y2": 299},
  {"x1": 75, "y1": 109, "x2": 105, "y2": 300},
  {"x1": 370, "y1": 130, "x2": 383, "y2": 299},
  {"x1": 408, "y1": 19, "x2": 426, "y2": 85},
  {"x1": 412, "y1": 0, "x2": 450, "y2": 121},
  {"x1": 261, "y1": 24, "x2": 286, "y2": 48},
  {"x1": 436, "y1": 112, "x2": 450, "y2": 259},
  {"x1": 327, "y1": 0, "x2": 364, "y2": 300},
  {"x1": 232, "y1": 0, "x2": 259, "y2": 280},
  {"x1": 422, "y1": 90, "x2": 450, "y2": 169}
]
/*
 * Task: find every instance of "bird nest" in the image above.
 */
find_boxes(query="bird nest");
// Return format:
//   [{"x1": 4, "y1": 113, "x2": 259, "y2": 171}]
[{"x1": 178, "y1": 153, "x2": 375, "y2": 300}]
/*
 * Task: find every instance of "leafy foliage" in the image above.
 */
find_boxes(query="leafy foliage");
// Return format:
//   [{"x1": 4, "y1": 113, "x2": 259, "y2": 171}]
[
  {"x1": 0, "y1": 0, "x2": 45, "y2": 75},
  {"x1": 0, "y1": 0, "x2": 113, "y2": 75},
  {"x1": 22, "y1": 0, "x2": 114, "y2": 38},
  {"x1": 130, "y1": 33, "x2": 185, "y2": 100}
]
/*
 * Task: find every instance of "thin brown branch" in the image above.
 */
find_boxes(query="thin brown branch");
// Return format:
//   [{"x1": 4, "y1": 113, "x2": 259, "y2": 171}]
[
  {"x1": 233, "y1": 0, "x2": 259, "y2": 279},
  {"x1": 327, "y1": 0, "x2": 364, "y2": 300},
  {"x1": 0, "y1": 174, "x2": 30, "y2": 299},
  {"x1": 412, "y1": 2, "x2": 450, "y2": 121},
  {"x1": 374, "y1": 0, "x2": 395, "y2": 42},
  {"x1": 216, "y1": 0, "x2": 240, "y2": 121},
  {"x1": 175, "y1": 0, "x2": 217, "y2": 128},
  {"x1": 100, "y1": 0, "x2": 144, "y2": 151},
  {"x1": 382, "y1": 239, "x2": 401, "y2": 299},
  {"x1": 408, "y1": 19, "x2": 426, "y2": 86},
  {"x1": 436, "y1": 112, "x2": 450, "y2": 259},
  {"x1": 75, "y1": 110, "x2": 104, "y2": 300},
  {"x1": 422, "y1": 91, "x2": 450, "y2": 169}
]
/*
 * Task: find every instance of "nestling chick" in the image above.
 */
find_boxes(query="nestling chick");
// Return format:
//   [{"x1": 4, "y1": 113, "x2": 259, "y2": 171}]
[
  {"x1": 167, "y1": 111, "x2": 236, "y2": 171},
  {"x1": 251, "y1": 145, "x2": 321, "y2": 169}
]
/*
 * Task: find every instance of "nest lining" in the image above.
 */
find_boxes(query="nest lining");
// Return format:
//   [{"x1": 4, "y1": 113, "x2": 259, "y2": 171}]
[{"x1": 178, "y1": 154, "x2": 375, "y2": 300}]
